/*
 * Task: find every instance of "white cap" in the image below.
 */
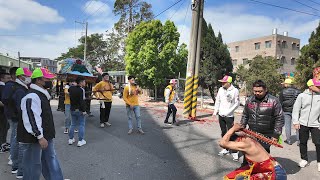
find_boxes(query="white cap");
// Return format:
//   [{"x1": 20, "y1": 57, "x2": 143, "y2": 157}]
[{"x1": 170, "y1": 79, "x2": 177, "y2": 84}]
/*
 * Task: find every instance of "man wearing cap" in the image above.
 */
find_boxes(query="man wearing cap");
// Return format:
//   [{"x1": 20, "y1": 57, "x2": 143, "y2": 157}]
[
  {"x1": 279, "y1": 78, "x2": 301, "y2": 145},
  {"x1": 292, "y1": 79, "x2": 320, "y2": 171},
  {"x1": 164, "y1": 79, "x2": 180, "y2": 125},
  {"x1": 240, "y1": 80, "x2": 284, "y2": 166},
  {"x1": 20, "y1": 68, "x2": 63, "y2": 180},
  {"x1": 213, "y1": 75, "x2": 240, "y2": 161}
]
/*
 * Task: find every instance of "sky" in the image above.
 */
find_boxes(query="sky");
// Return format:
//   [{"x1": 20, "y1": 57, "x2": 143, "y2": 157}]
[{"x1": 0, "y1": 0, "x2": 319, "y2": 59}]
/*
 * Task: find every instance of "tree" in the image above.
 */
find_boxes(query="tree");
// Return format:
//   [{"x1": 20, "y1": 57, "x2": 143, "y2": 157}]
[
  {"x1": 236, "y1": 56, "x2": 283, "y2": 95},
  {"x1": 295, "y1": 22, "x2": 320, "y2": 89},
  {"x1": 199, "y1": 19, "x2": 233, "y2": 102},
  {"x1": 125, "y1": 20, "x2": 187, "y2": 93}
]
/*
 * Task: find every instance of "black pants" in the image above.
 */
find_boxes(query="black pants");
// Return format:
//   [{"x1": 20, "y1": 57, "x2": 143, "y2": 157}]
[
  {"x1": 299, "y1": 125, "x2": 320, "y2": 162},
  {"x1": 100, "y1": 102, "x2": 112, "y2": 123},
  {"x1": 0, "y1": 111, "x2": 9, "y2": 145},
  {"x1": 164, "y1": 104, "x2": 177, "y2": 123},
  {"x1": 218, "y1": 116, "x2": 237, "y2": 153},
  {"x1": 85, "y1": 99, "x2": 91, "y2": 114}
]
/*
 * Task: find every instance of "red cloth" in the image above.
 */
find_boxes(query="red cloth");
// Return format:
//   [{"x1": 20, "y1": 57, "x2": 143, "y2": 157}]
[{"x1": 224, "y1": 157, "x2": 276, "y2": 180}]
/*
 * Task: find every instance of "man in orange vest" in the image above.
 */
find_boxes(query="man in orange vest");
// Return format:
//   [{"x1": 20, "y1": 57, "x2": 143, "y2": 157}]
[{"x1": 164, "y1": 79, "x2": 180, "y2": 125}]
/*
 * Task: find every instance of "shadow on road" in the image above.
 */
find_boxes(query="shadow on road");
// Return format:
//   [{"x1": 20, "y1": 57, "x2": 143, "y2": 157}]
[{"x1": 274, "y1": 157, "x2": 300, "y2": 174}]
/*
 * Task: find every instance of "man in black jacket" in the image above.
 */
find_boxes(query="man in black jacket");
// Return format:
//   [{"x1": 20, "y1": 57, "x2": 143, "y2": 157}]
[
  {"x1": 68, "y1": 76, "x2": 87, "y2": 147},
  {"x1": 0, "y1": 72, "x2": 11, "y2": 153},
  {"x1": 241, "y1": 80, "x2": 284, "y2": 153},
  {"x1": 279, "y1": 78, "x2": 301, "y2": 145}
]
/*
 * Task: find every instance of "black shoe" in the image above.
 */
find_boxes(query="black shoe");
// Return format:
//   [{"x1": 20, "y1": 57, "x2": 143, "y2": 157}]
[{"x1": 284, "y1": 140, "x2": 293, "y2": 145}]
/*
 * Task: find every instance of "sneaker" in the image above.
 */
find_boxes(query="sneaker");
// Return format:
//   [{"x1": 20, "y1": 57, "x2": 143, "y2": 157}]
[
  {"x1": 105, "y1": 122, "x2": 112, "y2": 126},
  {"x1": 0, "y1": 147, "x2": 9, "y2": 153},
  {"x1": 218, "y1": 149, "x2": 230, "y2": 156},
  {"x1": 74, "y1": 129, "x2": 79, "y2": 133},
  {"x1": 297, "y1": 141, "x2": 300, "y2": 146},
  {"x1": 128, "y1": 129, "x2": 133, "y2": 135},
  {"x1": 284, "y1": 140, "x2": 292, "y2": 145},
  {"x1": 64, "y1": 128, "x2": 69, "y2": 134},
  {"x1": 68, "y1": 138, "x2": 75, "y2": 145},
  {"x1": 318, "y1": 163, "x2": 320, "y2": 172},
  {"x1": 138, "y1": 129, "x2": 145, "y2": 135},
  {"x1": 16, "y1": 174, "x2": 23, "y2": 179},
  {"x1": 298, "y1": 160, "x2": 309, "y2": 168},
  {"x1": 77, "y1": 140, "x2": 86, "y2": 147},
  {"x1": 8, "y1": 159, "x2": 12, "y2": 166},
  {"x1": 11, "y1": 168, "x2": 18, "y2": 174},
  {"x1": 100, "y1": 123, "x2": 105, "y2": 128},
  {"x1": 231, "y1": 152, "x2": 239, "y2": 161},
  {"x1": 164, "y1": 122, "x2": 172, "y2": 126}
]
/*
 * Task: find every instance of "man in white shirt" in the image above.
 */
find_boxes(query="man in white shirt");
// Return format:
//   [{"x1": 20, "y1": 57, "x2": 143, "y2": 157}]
[{"x1": 213, "y1": 75, "x2": 240, "y2": 161}]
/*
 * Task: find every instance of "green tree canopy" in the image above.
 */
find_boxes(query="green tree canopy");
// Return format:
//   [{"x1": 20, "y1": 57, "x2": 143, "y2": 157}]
[
  {"x1": 199, "y1": 19, "x2": 233, "y2": 101},
  {"x1": 295, "y1": 22, "x2": 320, "y2": 89},
  {"x1": 125, "y1": 20, "x2": 187, "y2": 89}
]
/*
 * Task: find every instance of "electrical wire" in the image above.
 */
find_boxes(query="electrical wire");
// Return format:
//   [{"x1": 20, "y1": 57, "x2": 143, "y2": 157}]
[
  {"x1": 292, "y1": 0, "x2": 320, "y2": 12},
  {"x1": 84, "y1": 0, "x2": 108, "y2": 20},
  {"x1": 169, "y1": 0, "x2": 186, "y2": 20},
  {"x1": 154, "y1": 0, "x2": 184, "y2": 19},
  {"x1": 247, "y1": 0, "x2": 320, "y2": 18},
  {"x1": 307, "y1": 0, "x2": 320, "y2": 6}
]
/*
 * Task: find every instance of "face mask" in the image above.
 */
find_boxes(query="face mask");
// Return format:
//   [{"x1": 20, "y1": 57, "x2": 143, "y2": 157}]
[
  {"x1": 23, "y1": 77, "x2": 31, "y2": 85},
  {"x1": 44, "y1": 81, "x2": 52, "y2": 89}
]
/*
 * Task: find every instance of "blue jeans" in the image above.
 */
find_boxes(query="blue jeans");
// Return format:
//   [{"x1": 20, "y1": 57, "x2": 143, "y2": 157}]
[
  {"x1": 22, "y1": 140, "x2": 63, "y2": 180},
  {"x1": 17, "y1": 143, "x2": 28, "y2": 176},
  {"x1": 274, "y1": 164, "x2": 287, "y2": 180},
  {"x1": 9, "y1": 120, "x2": 19, "y2": 169},
  {"x1": 126, "y1": 106, "x2": 142, "y2": 130},
  {"x1": 64, "y1": 104, "x2": 71, "y2": 129},
  {"x1": 284, "y1": 112, "x2": 299, "y2": 142},
  {"x1": 69, "y1": 110, "x2": 85, "y2": 141}
]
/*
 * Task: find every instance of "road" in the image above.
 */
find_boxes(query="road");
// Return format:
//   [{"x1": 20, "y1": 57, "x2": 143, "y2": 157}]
[{"x1": 0, "y1": 96, "x2": 319, "y2": 180}]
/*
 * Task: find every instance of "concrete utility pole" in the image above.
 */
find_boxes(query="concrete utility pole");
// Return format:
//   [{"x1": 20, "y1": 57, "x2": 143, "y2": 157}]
[
  {"x1": 183, "y1": 0, "x2": 204, "y2": 119},
  {"x1": 75, "y1": 21, "x2": 88, "y2": 62},
  {"x1": 18, "y1": 51, "x2": 21, "y2": 67}
]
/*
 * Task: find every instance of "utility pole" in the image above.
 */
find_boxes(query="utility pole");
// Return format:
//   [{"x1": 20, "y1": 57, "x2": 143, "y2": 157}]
[
  {"x1": 18, "y1": 51, "x2": 21, "y2": 67},
  {"x1": 75, "y1": 21, "x2": 88, "y2": 62},
  {"x1": 183, "y1": 0, "x2": 204, "y2": 119}
]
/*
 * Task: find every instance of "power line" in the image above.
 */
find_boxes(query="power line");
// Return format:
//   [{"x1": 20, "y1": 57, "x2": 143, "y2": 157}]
[
  {"x1": 292, "y1": 0, "x2": 320, "y2": 12},
  {"x1": 169, "y1": 0, "x2": 186, "y2": 20},
  {"x1": 82, "y1": 0, "x2": 94, "y2": 16},
  {"x1": 84, "y1": 0, "x2": 108, "y2": 20},
  {"x1": 154, "y1": 0, "x2": 184, "y2": 19},
  {"x1": 307, "y1": 0, "x2": 320, "y2": 6},
  {"x1": 247, "y1": 0, "x2": 320, "y2": 18}
]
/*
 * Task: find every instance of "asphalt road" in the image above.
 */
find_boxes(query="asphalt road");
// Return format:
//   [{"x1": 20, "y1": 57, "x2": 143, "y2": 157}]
[{"x1": 0, "y1": 97, "x2": 319, "y2": 180}]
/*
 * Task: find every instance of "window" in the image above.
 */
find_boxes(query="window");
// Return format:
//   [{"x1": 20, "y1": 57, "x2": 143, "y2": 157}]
[
  {"x1": 280, "y1": 56, "x2": 286, "y2": 64},
  {"x1": 243, "y1": 58, "x2": 248, "y2": 65},
  {"x1": 291, "y1": 58, "x2": 295, "y2": 65},
  {"x1": 232, "y1": 59, "x2": 237, "y2": 65},
  {"x1": 281, "y1": 41, "x2": 287, "y2": 48},
  {"x1": 265, "y1": 41, "x2": 272, "y2": 48},
  {"x1": 255, "y1": 42, "x2": 261, "y2": 50},
  {"x1": 235, "y1": 46, "x2": 239, "y2": 52}
]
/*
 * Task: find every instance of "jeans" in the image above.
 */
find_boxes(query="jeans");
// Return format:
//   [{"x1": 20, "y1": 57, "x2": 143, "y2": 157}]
[
  {"x1": 274, "y1": 164, "x2": 287, "y2": 180},
  {"x1": 100, "y1": 102, "x2": 112, "y2": 123},
  {"x1": 299, "y1": 125, "x2": 320, "y2": 162},
  {"x1": 218, "y1": 116, "x2": 237, "y2": 153},
  {"x1": 69, "y1": 110, "x2": 85, "y2": 141},
  {"x1": 9, "y1": 120, "x2": 19, "y2": 169},
  {"x1": 22, "y1": 140, "x2": 63, "y2": 180},
  {"x1": 283, "y1": 112, "x2": 299, "y2": 142},
  {"x1": 126, "y1": 106, "x2": 142, "y2": 130},
  {"x1": 0, "y1": 111, "x2": 9, "y2": 145},
  {"x1": 164, "y1": 104, "x2": 177, "y2": 123},
  {"x1": 64, "y1": 104, "x2": 71, "y2": 129},
  {"x1": 17, "y1": 143, "x2": 28, "y2": 176}
]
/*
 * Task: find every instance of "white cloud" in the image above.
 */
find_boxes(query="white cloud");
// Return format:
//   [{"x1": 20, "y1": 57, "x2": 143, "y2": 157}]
[
  {"x1": 83, "y1": 0, "x2": 111, "y2": 17},
  {"x1": 0, "y1": 0, "x2": 64, "y2": 30}
]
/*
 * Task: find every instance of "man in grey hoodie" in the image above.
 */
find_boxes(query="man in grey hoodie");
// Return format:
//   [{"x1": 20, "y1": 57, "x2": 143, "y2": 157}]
[{"x1": 292, "y1": 79, "x2": 320, "y2": 172}]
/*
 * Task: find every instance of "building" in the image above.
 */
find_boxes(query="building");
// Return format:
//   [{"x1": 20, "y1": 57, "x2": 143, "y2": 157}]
[
  {"x1": 20, "y1": 57, "x2": 58, "y2": 73},
  {"x1": 0, "y1": 54, "x2": 33, "y2": 72},
  {"x1": 227, "y1": 29, "x2": 300, "y2": 74}
]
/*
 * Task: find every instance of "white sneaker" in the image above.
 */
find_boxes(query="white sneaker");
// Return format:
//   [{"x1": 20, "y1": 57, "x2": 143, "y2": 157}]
[
  {"x1": 68, "y1": 138, "x2": 75, "y2": 145},
  {"x1": 8, "y1": 159, "x2": 12, "y2": 166},
  {"x1": 100, "y1": 123, "x2": 105, "y2": 128},
  {"x1": 105, "y1": 122, "x2": 111, "y2": 126},
  {"x1": 77, "y1": 140, "x2": 86, "y2": 147},
  {"x1": 128, "y1": 129, "x2": 133, "y2": 135},
  {"x1": 318, "y1": 163, "x2": 320, "y2": 172},
  {"x1": 231, "y1": 152, "x2": 239, "y2": 161},
  {"x1": 218, "y1": 149, "x2": 229, "y2": 156},
  {"x1": 298, "y1": 160, "x2": 309, "y2": 168}
]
